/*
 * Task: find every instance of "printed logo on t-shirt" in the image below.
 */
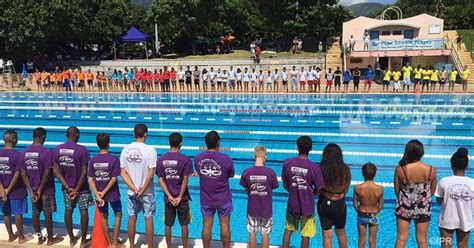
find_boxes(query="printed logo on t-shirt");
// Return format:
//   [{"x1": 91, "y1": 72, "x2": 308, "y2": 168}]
[
  {"x1": 249, "y1": 175, "x2": 268, "y2": 196},
  {"x1": 59, "y1": 149, "x2": 75, "y2": 167},
  {"x1": 25, "y1": 152, "x2": 39, "y2": 170},
  {"x1": 0, "y1": 157, "x2": 11, "y2": 173},
  {"x1": 448, "y1": 184, "x2": 474, "y2": 202},
  {"x1": 163, "y1": 160, "x2": 180, "y2": 180},
  {"x1": 290, "y1": 167, "x2": 308, "y2": 190},
  {"x1": 198, "y1": 158, "x2": 222, "y2": 178},
  {"x1": 93, "y1": 163, "x2": 110, "y2": 182},
  {"x1": 126, "y1": 148, "x2": 143, "y2": 163}
]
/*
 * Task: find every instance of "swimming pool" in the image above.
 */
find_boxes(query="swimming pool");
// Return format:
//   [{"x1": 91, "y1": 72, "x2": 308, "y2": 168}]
[{"x1": 0, "y1": 92, "x2": 472, "y2": 247}]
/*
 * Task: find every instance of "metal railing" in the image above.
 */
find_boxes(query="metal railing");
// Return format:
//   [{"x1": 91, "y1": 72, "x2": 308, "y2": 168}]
[{"x1": 450, "y1": 42, "x2": 464, "y2": 73}]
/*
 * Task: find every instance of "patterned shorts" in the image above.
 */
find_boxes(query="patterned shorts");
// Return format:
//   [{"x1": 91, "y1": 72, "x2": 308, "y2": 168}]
[
  {"x1": 32, "y1": 195, "x2": 57, "y2": 214},
  {"x1": 247, "y1": 215, "x2": 273, "y2": 235},
  {"x1": 63, "y1": 191, "x2": 94, "y2": 211},
  {"x1": 127, "y1": 194, "x2": 156, "y2": 217}
]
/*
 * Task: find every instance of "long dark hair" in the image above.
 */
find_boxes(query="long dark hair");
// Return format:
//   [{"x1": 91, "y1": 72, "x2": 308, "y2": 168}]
[
  {"x1": 320, "y1": 143, "x2": 351, "y2": 188},
  {"x1": 399, "y1": 140, "x2": 424, "y2": 166}
]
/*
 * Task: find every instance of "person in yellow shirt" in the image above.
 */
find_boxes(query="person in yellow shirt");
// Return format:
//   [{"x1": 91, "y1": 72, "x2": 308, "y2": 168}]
[
  {"x1": 421, "y1": 67, "x2": 431, "y2": 92},
  {"x1": 402, "y1": 62, "x2": 413, "y2": 93},
  {"x1": 430, "y1": 67, "x2": 439, "y2": 93},
  {"x1": 413, "y1": 65, "x2": 422, "y2": 93},
  {"x1": 461, "y1": 65, "x2": 470, "y2": 93},
  {"x1": 391, "y1": 67, "x2": 402, "y2": 92},
  {"x1": 383, "y1": 68, "x2": 392, "y2": 93},
  {"x1": 449, "y1": 69, "x2": 458, "y2": 93}
]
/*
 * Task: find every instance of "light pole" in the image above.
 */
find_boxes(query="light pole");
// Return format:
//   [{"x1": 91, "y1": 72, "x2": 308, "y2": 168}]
[{"x1": 155, "y1": 18, "x2": 160, "y2": 57}]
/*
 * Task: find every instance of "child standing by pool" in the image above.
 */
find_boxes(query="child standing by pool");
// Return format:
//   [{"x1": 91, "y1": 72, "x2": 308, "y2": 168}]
[
  {"x1": 240, "y1": 146, "x2": 278, "y2": 248},
  {"x1": 19, "y1": 128, "x2": 63, "y2": 246},
  {"x1": 435, "y1": 148, "x2": 474, "y2": 248},
  {"x1": 266, "y1": 70, "x2": 273, "y2": 92},
  {"x1": 53, "y1": 126, "x2": 93, "y2": 247},
  {"x1": 353, "y1": 162, "x2": 384, "y2": 248},
  {"x1": 0, "y1": 130, "x2": 28, "y2": 244},
  {"x1": 282, "y1": 136, "x2": 325, "y2": 248},
  {"x1": 156, "y1": 132, "x2": 193, "y2": 248},
  {"x1": 87, "y1": 133, "x2": 123, "y2": 248}
]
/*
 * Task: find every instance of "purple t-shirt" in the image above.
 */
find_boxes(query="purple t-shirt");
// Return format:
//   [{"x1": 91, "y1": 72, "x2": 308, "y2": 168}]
[
  {"x1": 0, "y1": 149, "x2": 26, "y2": 200},
  {"x1": 53, "y1": 141, "x2": 90, "y2": 193},
  {"x1": 87, "y1": 153, "x2": 120, "y2": 202},
  {"x1": 240, "y1": 166, "x2": 279, "y2": 219},
  {"x1": 20, "y1": 145, "x2": 55, "y2": 196},
  {"x1": 156, "y1": 152, "x2": 193, "y2": 203},
  {"x1": 282, "y1": 157, "x2": 325, "y2": 217},
  {"x1": 194, "y1": 150, "x2": 234, "y2": 207}
]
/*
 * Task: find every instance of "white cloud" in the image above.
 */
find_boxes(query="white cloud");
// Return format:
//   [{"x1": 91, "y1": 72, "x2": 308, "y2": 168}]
[{"x1": 339, "y1": 0, "x2": 396, "y2": 6}]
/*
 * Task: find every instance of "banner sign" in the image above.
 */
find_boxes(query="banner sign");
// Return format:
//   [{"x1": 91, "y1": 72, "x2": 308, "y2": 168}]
[{"x1": 370, "y1": 39, "x2": 445, "y2": 51}]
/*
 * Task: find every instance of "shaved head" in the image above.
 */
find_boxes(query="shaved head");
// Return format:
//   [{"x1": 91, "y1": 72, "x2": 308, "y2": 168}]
[{"x1": 66, "y1": 126, "x2": 80, "y2": 142}]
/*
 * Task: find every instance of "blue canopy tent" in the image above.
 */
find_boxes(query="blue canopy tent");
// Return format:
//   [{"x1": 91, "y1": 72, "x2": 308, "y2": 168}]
[{"x1": 114, "y1": 26, "x2": 153, "y2": 59}]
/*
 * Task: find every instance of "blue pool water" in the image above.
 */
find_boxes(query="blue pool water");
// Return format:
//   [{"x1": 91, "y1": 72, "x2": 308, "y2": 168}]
[{"x1": 0, "y1": 92, "x2": 473, "y2": 247}]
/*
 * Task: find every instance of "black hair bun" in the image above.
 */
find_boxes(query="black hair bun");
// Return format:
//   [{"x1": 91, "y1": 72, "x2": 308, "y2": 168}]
[{"x1": 455, "y1": 148, "x2": 468, "y2": 158}]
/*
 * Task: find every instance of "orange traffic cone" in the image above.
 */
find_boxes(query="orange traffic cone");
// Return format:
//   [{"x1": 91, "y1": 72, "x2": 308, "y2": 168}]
[{"x1": 90, "y1": 206, "x2": 109, "y2": 248}]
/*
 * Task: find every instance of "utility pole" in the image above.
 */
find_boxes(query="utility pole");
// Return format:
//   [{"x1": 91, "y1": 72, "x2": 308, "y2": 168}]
[{"x1": 155, "y1": 18, "x2": 160, "y2": 57}]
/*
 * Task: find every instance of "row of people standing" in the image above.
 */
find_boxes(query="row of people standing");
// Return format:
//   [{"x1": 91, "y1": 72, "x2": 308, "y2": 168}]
[{"x1": 0, "y1": 127, "x2": 472, "y2": 248}]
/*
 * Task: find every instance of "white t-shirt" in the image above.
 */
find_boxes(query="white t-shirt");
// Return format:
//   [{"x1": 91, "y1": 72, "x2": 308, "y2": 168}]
[
  {"x1": 291, "y1": 70, "x2": 298, "y2": 79},
  {"x1": 308, "y1": 70, "x2": 315, "y2": 80},
  {"x1": 315, "y1": 71, "x2": 322, "y2": 79},
  {"x1": 120, "y1": 142, "x2": 157, "y2": 196},
  {"x1": 236, "y1": 72, "x2": 242, "y2": 81},
  {"x1": 282, "y1": 71, "x2": 288, "y2": 80},
  {"x1": 178, "y1": 70, "x2": 185, "y2": 80},
  {"x1": 300, "y1": 71, "x2": 307, "y2": 81},
  {"x1": 251, "y1": 72, "x2": 257, "y2": 81},
  {"x1": 435, "y1": 175, "x2": 474, "y2": 232},
  {"x1": 258, "y1": 73, "x2": 264, "y2": 81},
  {"x1": 228, "y1": 70, "x2": 235, "y2": 80},
  {"x1": 273, "y1": 71, "x2": 279, "y2": 80},
  {"x1": 242, "y1": 72, "x2": 250, "y2": 81},
  {"x1": 266, "y1": 74, "x2": 272, "y2": 83},
  {"x1": 209, "y1": 71, "x2": 216, "y2": 81}
]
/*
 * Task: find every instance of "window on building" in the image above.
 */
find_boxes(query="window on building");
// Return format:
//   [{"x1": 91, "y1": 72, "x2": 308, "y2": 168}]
[
  {"x1": 393, "y1": 30, "x2": 402, "y2": 35},
  {"x1": 370, "y1": 31, "x2": 380, "y2": 40},
  {"x1": 350, "y1": 58, "x2": 363, "y2": 64},
  {"x1": 381, "y1": 31, "x2": 391, "y2": 36},
  {"x1": 404, "y1": 30, "x2": 414, "y2": 39}
]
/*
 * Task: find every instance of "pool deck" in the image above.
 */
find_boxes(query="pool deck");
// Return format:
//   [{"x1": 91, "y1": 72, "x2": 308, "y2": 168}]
[{"x1": 0, "y1": 224, "x2": 269, "y2": 248}]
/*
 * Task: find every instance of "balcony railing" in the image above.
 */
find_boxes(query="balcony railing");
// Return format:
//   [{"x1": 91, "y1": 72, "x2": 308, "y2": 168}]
[{"x1": 345, "y1": 38, "x2": 448, "y2": 52}]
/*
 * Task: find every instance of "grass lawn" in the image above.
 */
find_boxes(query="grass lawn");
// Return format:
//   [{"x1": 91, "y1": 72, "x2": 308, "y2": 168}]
[
  {"x1": 164, "y1": 49, "x2": 323, "y2": 60},
  {"x1": 457, "y1": 29, "x2": 474, "y2": 51}
]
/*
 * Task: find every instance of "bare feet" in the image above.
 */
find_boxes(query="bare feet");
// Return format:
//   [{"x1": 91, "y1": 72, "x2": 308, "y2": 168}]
[
  {"x1": 38, "y1": 235, "x2": 47, "y2": 245},
  {"x1": 18, "y1": 234, "x2": 31, "y2": 244},
  {"x1": 8, "y1": 233, "x2": 18, "y2": 242},
  {"x1": 69, "y1": 235, "x2": 79, "y2": 247},
  {"x1": 47, "y1": 236, "x2": 64, "y2": 246}
]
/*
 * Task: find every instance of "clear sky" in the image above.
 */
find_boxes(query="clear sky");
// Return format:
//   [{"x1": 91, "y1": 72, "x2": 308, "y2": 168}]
[{"x1": 339, "y1": 0, "x2": 397, "y2": 6}]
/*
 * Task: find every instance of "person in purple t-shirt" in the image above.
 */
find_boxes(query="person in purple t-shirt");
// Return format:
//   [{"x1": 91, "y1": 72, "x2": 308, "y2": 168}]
[
  {"x1": 194, "y1": 131, "x2": 235, "y2": 248},
  {"x1": 282, "y1": 136, "x2": 325, "y2": 248},
  {"x1": 53, "y1": 126, "x2": 93, "y2": 247},
  {"x1": 156, "y1": 132, "x2": 193, "y2": 248},
  {"x1": 87, "y1": 133, "x2": 123, "y2": 248},
  {"x1": 240, "y1": 146, "x2": 278, "y2": 248},
  {"x1": 19, "y1": 128, "x2": 63, "y2": 245},
  {"x1": 0, "y1": 130, "x2": 28, "y2": 244}
]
